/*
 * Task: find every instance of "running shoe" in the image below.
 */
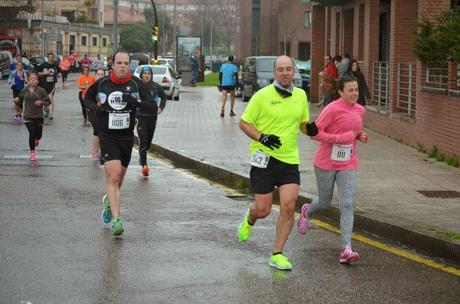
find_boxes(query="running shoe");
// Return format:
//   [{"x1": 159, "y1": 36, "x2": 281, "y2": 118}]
[
  {"x1": 237, "y1": 209, "x2": 253, "y2": 242},
  {"x1": 142, "y1": 165, "x2": 150, "y2": 177},
  {"x1": 34, "y1": 139, "x2": 40, "y2": 147},
  {"x1": 339, "y1": 245, "x2": 360, "y2": 264},
  {"x1": 101, "y1": 194, "x2": 112, "y2": 224},
  {"x1": 112, "y1": 218, "x2": 124, "y2": 236},
  {"x1": 30, "y1": 151, "x2": 36, "y2": 161},
  {"x1": 297, "y1": 203, "x2": 310, "y2": 234},
  {"x1": 13, "y1": 115, "x2": 18, "y2": 122},
  {"x1": 48, "y1": 112, "x2": 53, "y2": 120},
  {"x1": 269, "y1": 253, "x2": 292, "y2": 270},
  {"x1": 220, "y1": 108, "x2": 224, "y2": 118},
  {"x1": 43, "y1": 111, "x2": 49, "y2": 118},
  {"x1": 230, "y1": 110, "x2": 236, "y2": 117}
]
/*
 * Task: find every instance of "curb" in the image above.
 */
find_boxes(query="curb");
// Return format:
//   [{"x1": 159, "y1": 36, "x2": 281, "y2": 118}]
[{"x1": 137, "y1": 138, "x2": 460, "y2": 263}]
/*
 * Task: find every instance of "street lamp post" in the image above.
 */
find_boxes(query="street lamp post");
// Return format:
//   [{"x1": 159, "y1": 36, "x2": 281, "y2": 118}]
[{"x1": 41, "y1": 0, "x2": 44, "y2": 56}]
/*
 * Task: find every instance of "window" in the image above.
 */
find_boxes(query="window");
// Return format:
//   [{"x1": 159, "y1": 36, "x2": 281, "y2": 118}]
[
  {"x1": 102, "y1": 38, "x2": 107, "y2": 47},
  {"x1": 92, "y1": 37, "x2": 97, "y2": 47},
  {"x1": 304, "y1": 11, "x2": 312, "y2": 28},
  {"x1": 452, "y1": 0, "x2": 460, "y2": 9},
  {"x1": 81, "y1": 36, "x2": 87, "y2": 46},
  {"x1": 70, "y1": 35, "x2": 75, "y2": 46}
]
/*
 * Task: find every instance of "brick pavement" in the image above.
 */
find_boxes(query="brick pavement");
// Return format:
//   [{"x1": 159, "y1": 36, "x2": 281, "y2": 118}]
[{"x1": 153, "y1": 87, "x2": 460, "y2": 246}]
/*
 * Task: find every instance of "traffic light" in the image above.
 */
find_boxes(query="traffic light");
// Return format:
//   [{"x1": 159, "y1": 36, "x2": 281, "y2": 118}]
[{"x1": 152, "y1": 26, "x2": 160, "y2": 42}]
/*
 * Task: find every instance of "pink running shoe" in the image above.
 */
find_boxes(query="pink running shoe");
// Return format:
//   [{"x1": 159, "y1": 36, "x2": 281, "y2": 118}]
[
  {"x1": 30, "y1": 151, "x2": 36, "y2": 161},
  {"x1": 34, "y1": 139, "x2": 40, "y2": 147},
  {"x1": 297, "y1": 203, "x2": 310, "y2": 234},
  {"x1": 339, "y1": 245, "x2": 360, "y2": 264}
]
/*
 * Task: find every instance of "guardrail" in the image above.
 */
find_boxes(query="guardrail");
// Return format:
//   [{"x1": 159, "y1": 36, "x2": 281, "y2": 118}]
[
  {"x1": 397, "y1": 62, "x2": 416, "y2": 118},
  {"x1": 371, "y1": 61, "x2": 389, "y2": 110}
]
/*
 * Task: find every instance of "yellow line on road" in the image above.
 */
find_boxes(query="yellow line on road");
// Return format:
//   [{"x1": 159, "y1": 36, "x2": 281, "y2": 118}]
[{"x1": 150, "y1": 154, "x2": 460, "y2": 277}]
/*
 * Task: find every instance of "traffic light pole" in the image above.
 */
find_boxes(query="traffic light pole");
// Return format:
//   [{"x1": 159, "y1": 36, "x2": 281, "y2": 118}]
[{"x1": 150, "y1": 0, "x2": 159, "y2": 61}]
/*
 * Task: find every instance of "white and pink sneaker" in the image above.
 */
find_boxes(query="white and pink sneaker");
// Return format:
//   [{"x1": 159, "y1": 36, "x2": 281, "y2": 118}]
[
  {"x1": 297, "y1": 203, "x2": 310, "y2": 234},
  {"x1": 339, "y1": 245, "x2": 360, "y2": 264},
  {"x1": 30, "y1": 151, "x2": 36, "y2": 161}
]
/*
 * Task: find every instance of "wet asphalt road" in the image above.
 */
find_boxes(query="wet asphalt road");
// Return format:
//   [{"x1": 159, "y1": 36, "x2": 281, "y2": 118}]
[{"x1": 0, "y1": 78, "x2": 459, "y2": 304}]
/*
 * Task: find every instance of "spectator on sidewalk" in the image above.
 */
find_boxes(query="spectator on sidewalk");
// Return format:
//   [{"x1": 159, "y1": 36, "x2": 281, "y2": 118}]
[
  {"x1": 320, "y1": 55, "x2": 339, "y2": 107},
  {"x1": 297, "y1": 74, "x2": 369, "y2": 265},
  {"x1": 219, "y1": 55, "x2": 239, "y2": 117},
  {"x1": 190, "y1": 49, "x2": 200, "y2": 87},
  {"x1": 237, "y1": 55, "x2": 310, "y2": 271},
  {"x1": 346, "y1": 59, "x2": 370, "y2": 106},
  {"x1": 337, "y1": 54, "x2": 351, "y2": 78}
]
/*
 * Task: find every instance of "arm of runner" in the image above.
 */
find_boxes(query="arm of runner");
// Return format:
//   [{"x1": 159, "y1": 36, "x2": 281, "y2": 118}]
[
  {"x1": 84, "y1": 79, "x2": 99, "y2": 111},
  {"x1": 157, "y1": 86, "x2": 167, "y2": 112},
  {"x1": 37, "y1": 88, "x2": 51, "y2": 107},
  {"x1": 137, "y1": 82, "x2": 155, "y2": 114},
  {"x1": 239, "y1": 119, "x2": 262, "y2": 141}
]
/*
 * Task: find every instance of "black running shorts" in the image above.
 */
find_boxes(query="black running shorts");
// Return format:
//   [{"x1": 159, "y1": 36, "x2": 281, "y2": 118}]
[
  {"x1": 221, "y1": 85, "x2": 235, "y2": 91},
  {"x1": 250, "y1": 156, "x2": 300, "y2": 194},
  {"x1": 99, "y1": 133, "x2": 134, "y2": 168}
]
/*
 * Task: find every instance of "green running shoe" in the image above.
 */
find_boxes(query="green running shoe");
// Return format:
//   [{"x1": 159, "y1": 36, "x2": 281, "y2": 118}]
[
  {"x1": 237, "y1": 209, "x2": 253, "y2": 242},
  {"x1": 48, "y1": 112, "x2": 53, "y2": 120},
  {"x1": 101, "y1": 195, "x2": 112, "y2": 224},
  {"x1": 112, "y1": 218, "x2": 124, "y2": 236},
  {"x1": 269, "y1": 254, "x2": 292, "y2": 270}
]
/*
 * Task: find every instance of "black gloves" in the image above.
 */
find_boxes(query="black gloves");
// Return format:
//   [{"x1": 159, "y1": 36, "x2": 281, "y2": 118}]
[
  {"x1": 259, "y1": 134, "x2": 282, "y2": 150},
  {"x1": 306, "y1": 122, "x2": 318, "y2": 136}
]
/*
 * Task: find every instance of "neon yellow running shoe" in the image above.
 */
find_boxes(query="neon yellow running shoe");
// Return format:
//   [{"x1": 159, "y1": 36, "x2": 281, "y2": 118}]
[
  {"x1": 237, "y1": 209, "x2": 253, "y2": 242},
  {"x1": 269, "y1": 254, "x2": 292, "y2": 270},
  {"x1": 112, "y1": 218, "x2": 124, "y2": 236}
]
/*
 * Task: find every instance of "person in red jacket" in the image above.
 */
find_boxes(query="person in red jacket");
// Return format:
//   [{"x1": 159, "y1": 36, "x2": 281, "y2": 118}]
[{"x1": 319, "y1": 55, "x2": 339, "y2": 107}]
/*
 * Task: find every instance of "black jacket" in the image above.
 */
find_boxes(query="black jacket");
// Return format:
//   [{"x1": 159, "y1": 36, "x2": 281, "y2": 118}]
[
  {"x1": 136, "y1": 80, "x2": 167, "y2": 118},
  {"x1": 84, "y1": 76, "x2": 154, "y2": 140}
]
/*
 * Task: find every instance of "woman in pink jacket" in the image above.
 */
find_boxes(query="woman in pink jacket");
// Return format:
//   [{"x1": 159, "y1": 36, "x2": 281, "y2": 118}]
[{"x1": 297, "y1": 74, "x2": 369, "y2": 264}]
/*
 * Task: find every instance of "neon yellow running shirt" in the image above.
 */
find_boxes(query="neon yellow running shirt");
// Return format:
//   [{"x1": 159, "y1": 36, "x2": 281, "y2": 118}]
[{"x1": 241, "y1": 85, "x2": 309, "y2": 164}]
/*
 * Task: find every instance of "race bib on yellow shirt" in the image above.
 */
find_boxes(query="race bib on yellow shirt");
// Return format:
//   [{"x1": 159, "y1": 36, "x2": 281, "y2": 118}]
[{"x1": 250, "y1": 150, "x2": 270, "y2": 168}]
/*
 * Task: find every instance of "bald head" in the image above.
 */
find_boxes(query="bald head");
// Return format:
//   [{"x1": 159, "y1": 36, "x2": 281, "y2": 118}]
[{"x1": 273, "y1": 55, "x2": 295, "y2": 88}]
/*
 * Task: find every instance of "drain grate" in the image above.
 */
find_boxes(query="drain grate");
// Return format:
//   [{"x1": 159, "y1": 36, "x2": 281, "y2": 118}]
[{"x1": 417, "y1": 190, "x2": 460, "y2": 198}]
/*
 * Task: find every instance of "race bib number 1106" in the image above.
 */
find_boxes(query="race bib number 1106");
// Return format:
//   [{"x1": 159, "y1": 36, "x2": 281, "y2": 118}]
[{"x1": 108, "y1": 112, "x2": 130, "y2": 129}]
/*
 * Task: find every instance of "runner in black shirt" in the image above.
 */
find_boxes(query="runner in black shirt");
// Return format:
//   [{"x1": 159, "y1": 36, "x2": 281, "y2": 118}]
[
  {"x1": 34, "y1": 53, "x2": 60, "y2": 120},
  {"x1": 85, "y1": 50, "x2": 154, "y2": 236},
  {"x1": 136, "y1": 66, "x2": 167, "y2": 177}
]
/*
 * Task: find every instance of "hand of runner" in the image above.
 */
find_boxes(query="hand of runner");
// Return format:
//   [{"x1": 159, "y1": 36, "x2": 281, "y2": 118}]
[
  {"x1": 123, "y1": 92, "x2": 141, "y2": 105},
  {"x1": 306, "y1": 122, "x2": 318, "y2": 136},
  {"x1": 34, "y1": 100, "x2": 42, "y2": 107},
  {"x1": 358, "y1": 132, "x2": 369, "y2": 143},
  {"x1": 259, "y1": 134, "x2": 282, "y2": 150}
]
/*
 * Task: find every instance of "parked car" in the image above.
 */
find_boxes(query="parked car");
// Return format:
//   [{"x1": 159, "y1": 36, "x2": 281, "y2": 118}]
[
  {"x1": 0, "y1": 51, "x2": 12, "y2": 78},
  {"x1": 134, "y1": 64, "x2": 181, "y2": 101},
  {"x1": 241, "y1": 56, "x2": 303, "y2": 102},
  {"x1": 296, "y1": 59, "x2": 311, "y2": 97}
]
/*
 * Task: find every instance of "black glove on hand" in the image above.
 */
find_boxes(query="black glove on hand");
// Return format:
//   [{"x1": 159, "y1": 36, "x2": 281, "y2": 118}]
[
  {"x1": 306, "y1": 122, "x2": 318, "y2": 136},
  {"x1": 259, "y1": 134, "x2": 282, "y2": 150},
  {"x1": 123, "y1": 92, "x2": 141, "y2": 106}
]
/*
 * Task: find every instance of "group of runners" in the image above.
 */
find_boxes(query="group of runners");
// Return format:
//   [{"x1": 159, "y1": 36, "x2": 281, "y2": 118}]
[{"x1": 11, "y1": 51, "x2": 368, "y2": 270}]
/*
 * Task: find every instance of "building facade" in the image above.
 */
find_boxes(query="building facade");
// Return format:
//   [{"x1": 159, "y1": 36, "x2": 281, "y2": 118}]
[
  {"x1": 236, "y1": 0, "x2": 313, "y2": 61},
  {"x1": 310, "y1": 0, "x2": 460, "y2": 157}
]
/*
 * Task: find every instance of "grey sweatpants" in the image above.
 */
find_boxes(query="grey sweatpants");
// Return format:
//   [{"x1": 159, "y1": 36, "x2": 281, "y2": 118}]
[{"x1": 308, "y1": 167, "x2": 357, "y2": 247}]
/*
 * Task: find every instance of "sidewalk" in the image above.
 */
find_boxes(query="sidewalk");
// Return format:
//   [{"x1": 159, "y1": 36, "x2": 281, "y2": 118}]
[{"x1": 150, "y1": 86, "x2": 460, "y2": 262}]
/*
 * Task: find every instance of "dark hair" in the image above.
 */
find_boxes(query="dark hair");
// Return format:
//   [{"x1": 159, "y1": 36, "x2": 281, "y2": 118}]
[
  {"x1": 337, "y1": 74, "x2": 358, "y2": 91},
  {"x1": 333, "y1": 55, "x2": 342, "y2": 62},
  {"x1": 343, "y1": 54, "x2": 350, "y2": 59},
  {"x1": 112, "y1": 49, "x2": 131, "y2": 63},
  {"x1": 95, "y1": 68, "x2": 105, "y2": 75},
  {"x1": 47, "y1": 52, "x2": 54, "y2": 57},
  {"x1": 325, "y1": 55, "x2": 332, "y2": 61},
  {"x1": 347, "y1": 59, "x2": 361, "y2": 74},
  {"x1": 228, "y1": 55, "x2": 234, "y2": 62}
]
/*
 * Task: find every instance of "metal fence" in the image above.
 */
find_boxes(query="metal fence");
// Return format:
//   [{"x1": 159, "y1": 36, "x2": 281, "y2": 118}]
[
  {"x1": 371, "y1": 61, "x2": 389, "y2": 110},
  {"x1": 397, "y1": 63, "x2": 416, "y2": 118},
  {"x1": 421, "y1": 61, "x2": 448, "y2": 92}
]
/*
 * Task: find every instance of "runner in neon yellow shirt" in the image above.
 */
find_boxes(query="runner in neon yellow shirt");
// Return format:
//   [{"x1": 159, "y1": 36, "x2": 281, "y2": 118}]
[{"x1": 237, "y1": 55, "x2": 315, "y2": 270}]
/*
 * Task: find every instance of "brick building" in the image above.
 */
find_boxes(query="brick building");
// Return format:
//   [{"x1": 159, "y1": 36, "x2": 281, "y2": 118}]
[
  {"x1": 310, "y1": 0, "x2": 460, "y2": 158},
  {"x1": 235, "y1": 0, "x2": 313, "y2": 61}
]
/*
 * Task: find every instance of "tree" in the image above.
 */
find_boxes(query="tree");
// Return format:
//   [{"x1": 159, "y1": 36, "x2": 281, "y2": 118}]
[{"x1": 120, "y1": 23, "x2": 153, "y2": 53}]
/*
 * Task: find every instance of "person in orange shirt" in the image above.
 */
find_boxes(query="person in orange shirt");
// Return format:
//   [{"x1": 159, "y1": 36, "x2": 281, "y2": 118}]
[
  {"x1": 77, "y1": 66, "x2": 96, "y2": 125},
  {"x1": 59, "y1": 55, "x2": 71, "y2": 88}
]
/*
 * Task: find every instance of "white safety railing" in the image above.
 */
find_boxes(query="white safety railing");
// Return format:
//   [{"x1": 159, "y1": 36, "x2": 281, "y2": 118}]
[
  {"x1": 397, "y1": 63, "x2": 416, "y2": 118},
  {"x1": 371, "y1": 61, "x2": 389, "y2": 110}
]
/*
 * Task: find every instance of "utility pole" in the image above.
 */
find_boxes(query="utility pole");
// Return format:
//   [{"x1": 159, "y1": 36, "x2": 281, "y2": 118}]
[
  {"x1": 113, "y1": 0, "x2": 119, "y2": 52},
  {"x1": 173, "y1": 0, "x2": 176, "y2": 65}
]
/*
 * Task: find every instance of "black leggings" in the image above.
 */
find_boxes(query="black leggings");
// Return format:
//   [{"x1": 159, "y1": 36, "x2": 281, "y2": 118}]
[
  {"x1": 137, "y1": 116, "x2": 157, "y2": 166},
  {"x1": 61, "y1": 71, "x2": 68, "y2": 83},
  {"x1": 78, "y1": 91, "x2": 88, "y2": 120},
  {"x1": 24, "y1": 118, "x2": 44, "y2": 150}
]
